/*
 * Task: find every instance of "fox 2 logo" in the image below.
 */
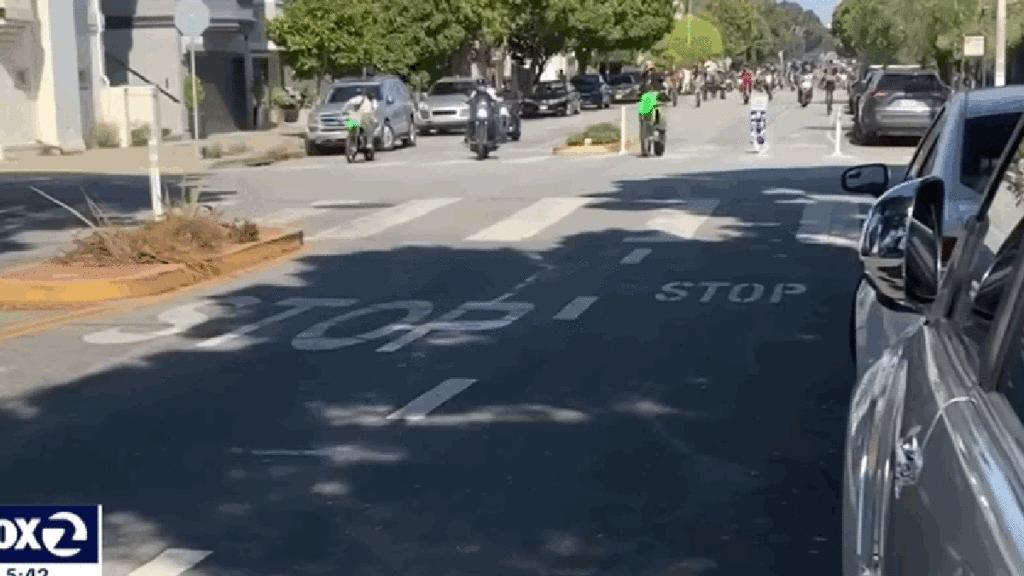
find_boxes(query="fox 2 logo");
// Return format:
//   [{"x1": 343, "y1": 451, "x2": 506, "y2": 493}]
[{"x1": 0, "y1": 507, "x2": 100, "y2": 564}]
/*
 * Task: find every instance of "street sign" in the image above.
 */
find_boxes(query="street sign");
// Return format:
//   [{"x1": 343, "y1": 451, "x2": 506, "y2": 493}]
[
  {"x1": 965, "y1": 35, "x2": 985, "y2": 57},
  {"x1": 174, "y1": 0, "x2": 210, "y2": 39}
]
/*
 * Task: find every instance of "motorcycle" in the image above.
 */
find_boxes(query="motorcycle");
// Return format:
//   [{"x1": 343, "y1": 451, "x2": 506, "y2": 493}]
[
  {"x1": 639, "y1": 101, "x2": 667, "y2": 158},
  {"x1": 763, "y1": 73, "x2": 774, "y2": 101},
  {"x1": 740, "y1": 79, "x2": 752, "y2": 105},
  {"x1": 464, "y1": 91, "x2": 510, "y2": 160},
  {"x1": 345, "y1": 120, "x2": 375, "y2": 163},
  {"x1": 695, "y1": 81, "x2": 702, "y2": 107},
  {"x1": 798, "y1": 75, "x2": 813, "y2": 107}
]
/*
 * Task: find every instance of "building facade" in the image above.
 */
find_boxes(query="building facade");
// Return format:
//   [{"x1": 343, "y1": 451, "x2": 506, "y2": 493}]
[{"x1": 1, "y1": 0, "x2": 95, "y2": 150}]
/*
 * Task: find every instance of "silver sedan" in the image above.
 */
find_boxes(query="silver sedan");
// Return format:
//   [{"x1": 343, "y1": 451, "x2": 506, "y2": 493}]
[{"x1": 841, "y1": 111, "x2": 1024, "y2": 576}]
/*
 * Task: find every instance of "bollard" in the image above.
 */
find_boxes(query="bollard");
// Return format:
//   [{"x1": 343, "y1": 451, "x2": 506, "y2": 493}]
[
  {"x1": 620, "y1": 105, "x2": 627, "y2": 155},
  {"x1": 149, "y1": 87, "x2": 163, "y2": 219},
  {"x1": 831, "y1": 111, "x2": 843, "y2": 157}
]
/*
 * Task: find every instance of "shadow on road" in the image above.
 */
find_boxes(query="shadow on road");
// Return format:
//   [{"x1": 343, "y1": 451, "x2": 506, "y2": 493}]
[{"x1": 0, "y1": 165, "x2": 869, "y2": 576}]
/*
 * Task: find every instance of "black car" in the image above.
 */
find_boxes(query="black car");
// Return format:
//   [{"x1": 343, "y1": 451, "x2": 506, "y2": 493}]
[
  {"x1": 570, "y1": 75, "x2": 612, "y2": 109},
  {"x1": 521, "y1": 80, "x2": 582, "y2": 117},
  {"x1": 607, "y1": 73, "x2": 642, "y2": 102}
]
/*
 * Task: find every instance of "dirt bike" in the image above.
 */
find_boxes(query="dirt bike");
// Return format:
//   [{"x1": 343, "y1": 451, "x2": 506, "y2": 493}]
[
  {"x1": 741, "y1": 82, "x2": 752, "y2": 105},
  {"x1": 639, "y1": 106, "x2": 666, "y2": 158},
  {"x1": 345, "y1": 121, "x2": 375, "y2": 163}
]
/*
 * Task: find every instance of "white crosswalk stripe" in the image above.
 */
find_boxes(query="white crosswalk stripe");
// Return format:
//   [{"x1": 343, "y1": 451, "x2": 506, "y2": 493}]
[
  {"x1": 623, "y1": 198, "x2": 721, "y2": 242},
  {"x1": 311, "y1": 198, "x2": 462, "y2": 240},
  {"x1": 465, "y1": 197, "x2": 596, "y2": 242},
  {"x1": 251, "y1": 207, "x2": 328, "y2": 224}
]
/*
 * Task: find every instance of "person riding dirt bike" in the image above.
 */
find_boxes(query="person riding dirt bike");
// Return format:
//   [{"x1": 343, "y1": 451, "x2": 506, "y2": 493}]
[
  {"x1": 820, "y1": 66, "x2": 840, "y2": 115},
  {"x1": 344, "y1": 87, "x2": 378, "y2": 162},
  {"x1": 638, "y1": 80, "x2": 666, "y2": 156}
]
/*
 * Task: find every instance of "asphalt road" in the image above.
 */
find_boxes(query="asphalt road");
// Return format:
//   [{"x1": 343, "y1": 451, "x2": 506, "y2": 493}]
[{"x1": 0, "y1": 89, "x2": 914, "y2": 576}]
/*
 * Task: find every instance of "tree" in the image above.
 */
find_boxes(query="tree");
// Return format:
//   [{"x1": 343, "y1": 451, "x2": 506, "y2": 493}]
[
  {"x1": 649, "y1": 16, "x2": 723, "y2": 69},
  {"x1": 504, "y1": 0, "x2": 574, "y2": 88},
  {"x1": 568, "y1": 0, "x2": 676, "y2": 73}
]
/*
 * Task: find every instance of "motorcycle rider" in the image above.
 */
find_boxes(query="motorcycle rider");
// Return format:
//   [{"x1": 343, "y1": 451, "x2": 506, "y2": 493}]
[
  {"x1": 345, "y1": 87, "x2": 378, "y2": 146},
  {"x1": 740, "y1": 66, "x2": 754, "y2": 96},
  {"x1": 820, "y1": 65, "x2": 839, "y2": 110}
]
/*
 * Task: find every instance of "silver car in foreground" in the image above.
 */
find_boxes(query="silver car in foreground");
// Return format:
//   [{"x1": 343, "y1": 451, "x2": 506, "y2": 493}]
[
  {"x1": 842, "y1": 111, "x2": 1024, "y2": 576},
  {"x1": 417, "y1": 77, "x2": 477, "y2": 134},
  {"x1": 845, "y1": 86, "x2": 1024, "y2": 379}
]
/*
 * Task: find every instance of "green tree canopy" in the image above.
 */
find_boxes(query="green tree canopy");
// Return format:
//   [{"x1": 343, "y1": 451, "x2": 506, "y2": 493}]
[{"x1": 650, "y1": 16, "x2": 722, "y2": 69}]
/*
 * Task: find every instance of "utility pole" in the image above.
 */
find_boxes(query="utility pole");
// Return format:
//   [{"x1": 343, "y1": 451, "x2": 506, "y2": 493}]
[{"x1": 996, "y1": 0, "x2": 1007, "y2": 85}]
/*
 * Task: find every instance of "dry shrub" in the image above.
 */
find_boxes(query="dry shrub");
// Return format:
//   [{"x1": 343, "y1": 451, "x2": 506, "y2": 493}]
[{"x1": 53, "y1": 214, "x2": 260, "y2": 278}]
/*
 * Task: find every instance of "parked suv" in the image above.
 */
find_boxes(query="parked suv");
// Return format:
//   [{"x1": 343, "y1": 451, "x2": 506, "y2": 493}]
[
  {"x1": 306, "y1": 75, "x2": 417, "y2": 155},
  {"x1": 853, "y1": 68, "x2": 947, "y2": 144}
]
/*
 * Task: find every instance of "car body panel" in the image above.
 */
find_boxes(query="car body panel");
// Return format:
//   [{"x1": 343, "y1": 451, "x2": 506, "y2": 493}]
[{"x1": 607, "y1": 73, "x2": 641, "y2": 102}]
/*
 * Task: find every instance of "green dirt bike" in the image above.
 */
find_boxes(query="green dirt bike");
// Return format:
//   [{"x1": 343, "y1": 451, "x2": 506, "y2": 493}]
[
  {"x1": 345, "y1": 119, "x2": 375, "y2": 163},
  {"x1": 639, "y1": 96, "x2": 667, "y2": 158}
]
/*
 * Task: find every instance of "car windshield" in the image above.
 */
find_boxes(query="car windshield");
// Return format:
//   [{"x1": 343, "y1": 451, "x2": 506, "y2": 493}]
[
  {"x1": 327, "y1": 85, "x2": 383, "y2": 103},
  {"x1": 430, "y1": 82, "x2": 476, "y2": 96},
  {"x1": 572, "y1": 77, "x2": 599, "y2": 86},
  {"x1": 876, "y1": 74, "x2": 943, "y2": 92},
  {"x1": 534, "y1": 82, "x2": 566, "y2": 94},
  {"x1": 608, "y1": 75, "x2": 634, "y2": 85},
  {"x1": 962, "y1": 112, "x2": 1024, "y2": 195}
]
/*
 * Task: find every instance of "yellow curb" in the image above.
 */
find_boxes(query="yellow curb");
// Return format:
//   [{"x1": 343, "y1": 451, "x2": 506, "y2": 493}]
[{"x1": 0, "y1": 229, "x2": 304, "y2": 305}]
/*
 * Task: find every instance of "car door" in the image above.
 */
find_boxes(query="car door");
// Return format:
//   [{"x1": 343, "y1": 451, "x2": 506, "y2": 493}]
[{"x1": 886, "y1": 116, "x2": 1024, "y2": 576}]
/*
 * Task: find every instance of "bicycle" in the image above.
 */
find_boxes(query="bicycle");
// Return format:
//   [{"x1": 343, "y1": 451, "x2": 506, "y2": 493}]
[{"x1": 344, "y1": 119, "x2": 375, "y2": 163}]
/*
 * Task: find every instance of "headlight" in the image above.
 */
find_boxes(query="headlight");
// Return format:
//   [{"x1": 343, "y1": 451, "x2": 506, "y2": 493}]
[
  {"x1": 476, "y1": 107, "x2": 489, "y2": 118},
  {"x1": 418, "y1": 102, "x2": 428, "y2": 111}
]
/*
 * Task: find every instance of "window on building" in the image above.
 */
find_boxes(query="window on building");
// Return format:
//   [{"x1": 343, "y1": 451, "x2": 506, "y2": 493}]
[{"x1": 14, "y1": 69, "x2": 30, "y2": 90}]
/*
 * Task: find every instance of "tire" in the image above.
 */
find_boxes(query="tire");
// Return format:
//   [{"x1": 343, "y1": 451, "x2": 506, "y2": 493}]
[
  {"x1": 405, "y1": 119, "x2": 417, "y2": 147},
  {"x1": 305, "y1": 140, "x2": 319, "y2": 156},
  {"x1": 345, "y1": 130, "x2": 358, "y2": 163},
  {"x1": 364, "y1": 139, "x2": 375, "y2": 161},
  {"x1": 574, "y1": 101, "x2": 581, "y2": 115},
  {"x1": 720, "y1": 90, "x2": 725, "y2": 100},
  {"x1": 475, "y1": 139, "x2": 488, "y2": 160},
  {"x1": 380, "y1": 122, "x2": 395, "y2": 151},
  {"x1": 654, "y1": 139, "x2": 665, "y2": 156}
]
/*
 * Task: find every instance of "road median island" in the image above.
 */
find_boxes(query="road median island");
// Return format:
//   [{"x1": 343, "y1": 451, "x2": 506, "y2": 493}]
[
  {"x1": 0, "y1": 214, "x2": 304, "y2": 308},
  {"x1": 553, "y1": 121, "x2": 639, "y2": 158}
]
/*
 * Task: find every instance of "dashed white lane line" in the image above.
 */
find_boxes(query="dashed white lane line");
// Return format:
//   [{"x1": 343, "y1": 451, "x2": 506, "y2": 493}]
[
  {"x1": 619, "y1": 248, "x2": 652, "y2": 265},
  {"x1": 127, "y1": 548, "x2": 213, "y2": 576},
  {"x1": 311, "y1": 198, "x2": 461, "y2": 240},
  {"x1": 387, "y1": 378, "x2": 478, "y2": 421},
  {"x1": 503, "y1": 156, "x2": 551, "y2": 164},
  {"x1": 311, "y1": 199, "x2": 364, "y2": 207},
  {"x1": 465, "y1": 197, "x2": 595, "y2": 242},
  {"x1": 553, "y1": 296, "x2": 599, "y2": 320}
]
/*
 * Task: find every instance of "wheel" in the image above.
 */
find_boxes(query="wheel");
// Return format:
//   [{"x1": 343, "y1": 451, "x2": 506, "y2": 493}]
[
  {"x1": 695, "y1": 92, "x2": 701, "y2": 107},
  {"x1": 475, "y1": 139, "x2": 488, "y2": 160},
  {"x1": 305, "y1": 140, "x2": 319, "y2": 156},
  {"x1": 720, "y1": 90, "x2": 725, "y2": 100},
  {"x1": 364, "y1": 139, "x2": 375, "y2": 161},
  {"x1": 380, "y1": 122, "x2": 395, "y2": 151},
  {"x1": 574, "y1": 101, "x2": 581, "y2": 114},
  {"x1": 345, "y1": 131, "x2": 358, "y2": 163},
  {"x1": 654, "y1": 139, "x2": 665, "y2": 156},
  {"x1": 405, "y1": 119, "x2": 417, "y2": 147}
]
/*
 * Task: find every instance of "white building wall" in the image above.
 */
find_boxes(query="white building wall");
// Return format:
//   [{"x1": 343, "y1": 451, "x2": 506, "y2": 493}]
[{"x1": 0, "y1": 26, "x2": 41, "y2": 146}]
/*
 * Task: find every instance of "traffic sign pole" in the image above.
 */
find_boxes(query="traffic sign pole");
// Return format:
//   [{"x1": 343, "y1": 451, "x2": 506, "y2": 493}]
[{"x1": 191, "y1": 37, "x2": 199, "y2": 145}]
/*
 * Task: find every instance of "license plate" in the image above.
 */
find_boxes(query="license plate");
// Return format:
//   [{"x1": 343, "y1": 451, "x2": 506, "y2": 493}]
[
  {"x1": 891, "y1": 100, "x2": 928, "y2": 111},
  {"x1": 539, "y1": 105, "x2": 548, "y2": 110}
]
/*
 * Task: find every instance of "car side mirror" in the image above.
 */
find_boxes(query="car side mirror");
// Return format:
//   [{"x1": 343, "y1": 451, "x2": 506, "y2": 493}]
[
  {"x1": 842, "y1": 163, "x2": 890, "y2": 196},
  {"x1": 859, "y1": 177, "x2": 944, "y2": 310}
]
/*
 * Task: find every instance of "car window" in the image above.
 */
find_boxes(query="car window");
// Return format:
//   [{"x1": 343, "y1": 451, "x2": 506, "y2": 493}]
[
  {"x1": 429, "y1": 82, "x2": 475, "y2": 96},
  {"x1": 608, "y1": 75, "x2": 633, "y2": 85},
  {"x1": 877, "y1": 74, "x2": 943, "y2": 92},
  {"x1": 965, "y1": 130, "x2": 1024, "y2": 323},
  {"x1": 961, "y1": 113, "x2": 1023, "y2": 195},
  {"x1": 536, "y1": 82, "x2": 566, "y2": 93},
  {"x1": 906, "y1": 107, "x2": 947, "y2": 179},
  {"x1": 327, "y1": 85, "x2": 383, "y2": 103}
]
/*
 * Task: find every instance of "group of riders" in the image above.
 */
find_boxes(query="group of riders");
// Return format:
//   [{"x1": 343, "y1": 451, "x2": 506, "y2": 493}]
[
  {"x1": 642, "y1": 60, "x2": 849, "y2": 105},
  {"x1": 340, "y1": 60, "x2": 851, "y2": 161}
]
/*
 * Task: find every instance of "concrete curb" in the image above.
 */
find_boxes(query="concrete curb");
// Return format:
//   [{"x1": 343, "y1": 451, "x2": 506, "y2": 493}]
[
  {"x1": 553, "y1": 144, "x2": 619, "y2": 158},
  {"x1": 0, "y1": 229, "x2": 304, "y2": 306}
]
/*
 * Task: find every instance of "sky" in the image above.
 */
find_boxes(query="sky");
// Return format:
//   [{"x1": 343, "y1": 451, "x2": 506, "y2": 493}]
[{"x1": 794, "y1": 0, "x2": 842, "y2": 26}]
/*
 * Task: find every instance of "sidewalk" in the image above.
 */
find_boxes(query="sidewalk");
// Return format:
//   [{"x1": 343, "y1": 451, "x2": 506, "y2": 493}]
[{"x1": 0, "y1": 126, "x2": 306, "y2": 176}]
